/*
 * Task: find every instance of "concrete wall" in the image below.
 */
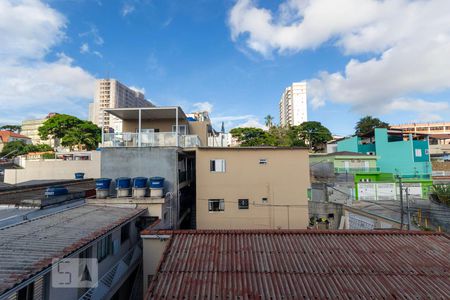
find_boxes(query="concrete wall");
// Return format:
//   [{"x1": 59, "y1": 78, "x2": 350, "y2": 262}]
[
  {"x1": 142, "y1": 237, "x2": 170, "y2": 295},
  {"x1": 4, "y1": 151, "x2": 101, "y2": 184},
  {"x1": 100, "y1": 147, "x2": 178, "y2": 193},
  {"x1": 196, "y1": 148, "x2": 310, "y2": 229}
]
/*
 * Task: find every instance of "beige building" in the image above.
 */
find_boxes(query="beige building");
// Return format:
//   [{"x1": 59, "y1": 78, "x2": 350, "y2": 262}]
[
  {"x1": 279, "y1": 81, "x2": 308, "y2": 126},
  {"x1": 101, "y1": 107, "x2": 212, "y2": 147},
  {"x1": 196, "y1": 147, "x2": 310, "y2": 229},
  {"x1": 391, "y1": 122, "x2": 450, "y2": 134},
  {"x1": 20, "y1": 113, "x2": 58, "y2": 146},
  {"x1": 89, "y1": 79, "x2": 154, "y2": 131}
]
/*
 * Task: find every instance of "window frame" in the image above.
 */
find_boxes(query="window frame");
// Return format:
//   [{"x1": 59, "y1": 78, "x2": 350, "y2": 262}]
[
  {"x1": 97, "y1": 234, "x2": 112, "y2": 263},
  {"x1": 238, "y1": 199, "x2": 249, "y2": 209},
  {"x1": 210, "y1": 159, "x2": 226, "y2": 173},
  {"x1": 208, "y1": 199, "x2": 225, "y2": 212}
]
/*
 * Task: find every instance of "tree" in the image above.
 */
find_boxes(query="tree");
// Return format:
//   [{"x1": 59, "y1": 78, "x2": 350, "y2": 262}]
[
  {"x1": 293, "y1": 121, "x2": 332, "y2": 152},
  {"x1": 0, "y1": 141, "x2": 53, "y2": 157},
  {"x1": 0, "y1": 125, "x2": 21, "y2": 133},
  {"x1": 61, "y1": 121, "x2": 101, "y2": 151},
  {"x1": 355, "y1": 116, "x2": 389, "y2": 136},
  {"x1": 230, "y1": 127, "x2": 272, "y2": 146},
  {"x1": 264, "y1": 115, "x2": 275, "y2": 128},
  {"x1": 38, "y1": 114, "x2": 82, "y2": 140},
  {"x1": 38, "y1": 114, "x2": 101, "y2": 151}
]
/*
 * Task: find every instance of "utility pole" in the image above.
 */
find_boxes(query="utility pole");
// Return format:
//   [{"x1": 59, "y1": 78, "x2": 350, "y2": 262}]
[
  {"x1": 406, "y1": 187, "x2": 411, "y2": 230},
  {"x1": 397, "y1": 175, "x2": 404, "y2": 230}
]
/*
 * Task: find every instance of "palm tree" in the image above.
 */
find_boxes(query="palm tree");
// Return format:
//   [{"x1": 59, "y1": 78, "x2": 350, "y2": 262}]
[{"x1": 264, "y1": 115, "x2": 274, "y2": 128}]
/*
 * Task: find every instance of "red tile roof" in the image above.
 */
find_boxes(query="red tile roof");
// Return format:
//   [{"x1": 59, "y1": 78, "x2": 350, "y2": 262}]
[
  {"x1": 0, "y1": 131, "x2": 31, "y2": 143},
  {"x1": 145, "y1": 230, "x2": 450, "y2": 299}
]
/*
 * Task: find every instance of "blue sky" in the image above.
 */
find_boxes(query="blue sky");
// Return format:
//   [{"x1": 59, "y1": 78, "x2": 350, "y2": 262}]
[{"x1": 1, "y1": 0, "x2": 450, "y2": 135}]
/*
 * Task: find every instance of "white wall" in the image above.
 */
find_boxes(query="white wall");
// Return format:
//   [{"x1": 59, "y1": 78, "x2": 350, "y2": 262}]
[{"x1": 4, "y1": 151, "x2": 101, "y2": 184}]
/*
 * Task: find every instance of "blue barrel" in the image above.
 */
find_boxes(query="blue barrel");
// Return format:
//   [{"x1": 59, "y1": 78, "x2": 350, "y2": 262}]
[
  {"x1": 149, "y1": 177, "x2": 165, "y2": 188},
  {"x1": 75, "y1": 172, "x2": 85, "y2": 180},
  {"x1": 133, "y1": 177, "x2": 148, "y2": 188},
  {"x1": 116, "y1": 177, "x2": 131, "y2": 189},
  {"x1": 45, "y1": 186, "x2": 68, "y2": 196},
  {"x1": 96, "y1": 178, "x2": 112, "y2": 190}
]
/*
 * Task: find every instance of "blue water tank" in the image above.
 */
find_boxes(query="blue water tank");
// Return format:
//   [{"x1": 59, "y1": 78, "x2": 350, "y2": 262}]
[
  {"x1": 116, "y1": 177, "x2": 131, "y2": 189},
  {"x1": 96, "y1": 178, "x2": 112, "y2": 190},
  {"x1": 133, "y1": 177, "x2": 148, "y2": 188},
  {"x1": 74, "y1": 172, "x2": 85, "y2": 180},
  {"x1": 149, "y1": 177, "x2": 165, "y2": 189},
  {"x1": 45, "y1": 186, "x2": 69, "y2": 196}
]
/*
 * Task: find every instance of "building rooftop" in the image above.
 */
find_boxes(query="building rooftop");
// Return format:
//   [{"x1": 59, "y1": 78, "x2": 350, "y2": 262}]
[
  {"x1": 145, "y1": 230, "x2": 450, "y2": 299},
  {"x1": 0, "y1": 205, "x2": 145, "y2": 295},
  {"x1": 311, "y1": 151, "x2": 376, "y2": 157},
  {"x1": 197, "y1": 146, "x2": 308, "y2": 150},
  {"x1": 104, "y1": 106, "x2": 187, "y2": 121},
  {"x1": 0, "y1": 131, "x2": 31, "y2": 143}
]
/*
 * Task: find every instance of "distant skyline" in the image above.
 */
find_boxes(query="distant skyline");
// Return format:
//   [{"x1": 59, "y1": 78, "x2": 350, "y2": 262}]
[{"x1": 1, "y1": 0, "x2": 450, "y2": 135}]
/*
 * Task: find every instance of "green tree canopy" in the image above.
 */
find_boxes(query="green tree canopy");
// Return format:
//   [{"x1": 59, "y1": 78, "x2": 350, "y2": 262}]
[
  {"x1": 230, "y1": 127, "x2": 272, "y2": 146},
  {"x1": 38, "y1": 114, "x2": 101, "y2": 151},
  {"x1": 355, "y1": 116, "x2": 389, "y2": 136},
  {"x1": 38, "y1": 114, "x2": 83, "y2": 140},
  {"x1": 264, "y1": 115, "x2": 275, "y2": 128},
  {"x1": 294, "y1": 121, "x2": 333, "y2": 152},
  {"x1": 230, "y1": 121, "x2": 332, "y2": 151},
  {"x1": 0, "y1": 141, "x2": 53, "y2": 157},
  {"x1": 0, "y1": 125, "x2": 21, "y2": 133}
]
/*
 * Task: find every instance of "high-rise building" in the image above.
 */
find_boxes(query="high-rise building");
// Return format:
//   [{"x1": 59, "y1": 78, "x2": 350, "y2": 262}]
[
  {"x1": 279, "y1": 82, "x2": 307, "y2": 126},
  {"x1": 88, "y1": 79, "x2": 154, "y2": 131}
]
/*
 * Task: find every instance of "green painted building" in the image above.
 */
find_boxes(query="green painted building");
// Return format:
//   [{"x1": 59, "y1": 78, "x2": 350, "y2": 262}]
[{"x1": 337, "y1": 128, "x2": 432, "y2": 179}]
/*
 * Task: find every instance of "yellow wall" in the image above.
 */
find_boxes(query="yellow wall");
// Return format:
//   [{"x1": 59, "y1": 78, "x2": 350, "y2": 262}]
[
  {"x1": 196, "y1": 148, "x2": 310, "y2": 229},
  {"x1": 142, "y1": 237, "x2": 170, "y2": 295}
]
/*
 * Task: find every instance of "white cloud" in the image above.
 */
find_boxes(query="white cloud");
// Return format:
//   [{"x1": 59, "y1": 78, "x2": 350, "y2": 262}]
[
  {"x1": 79, "y1": 24, "x2": 104, "y2": 45},
  {"x1": 122, "y1": 3, "x2": 135, "y2": 16},
  {"x1": 80, "y1": 43, "x2": 89, "y2": 54},
  {"x1": 192, "y1": 101, "x2": 213, "y2": 113},
  {"x1": 229, "y1": 0, "x2": 450, "y2": 119},
  {"x1": 0, "y1": 0, "x2": 95, "y2": 123},
  {"x1": 0, "y1": 0, "x2": 66, "y2": 61},
  {"x1": 129, "y1": 86, "x2": 146, "y2": 95},
  {"x1": 212, "y1": 114, "x2": 266, "y2": 131}
]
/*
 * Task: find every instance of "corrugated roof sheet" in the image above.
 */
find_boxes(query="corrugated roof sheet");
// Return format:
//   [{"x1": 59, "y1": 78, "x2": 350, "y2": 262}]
[
  {"x1": 0, "y1": 205, "x2": 145, "y2": 295},
  {"x1": 146, "y1": 230, "x2": 450, "y2": 299}
]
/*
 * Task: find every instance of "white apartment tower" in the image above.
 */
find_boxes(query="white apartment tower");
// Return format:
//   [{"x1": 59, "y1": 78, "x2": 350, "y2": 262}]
[
  {"x1": 279, "y1": 82, "x2": 308, "y2": 126},
  {"x1": 89, "y1": 79, "x2": 154, "y2": 131}
]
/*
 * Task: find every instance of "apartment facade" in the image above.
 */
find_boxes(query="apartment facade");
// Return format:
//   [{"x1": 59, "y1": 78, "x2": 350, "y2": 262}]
[
  {"x1": 196, "y1": 147, "x2": 310, "y2": 229},
  {"x1": 20, "y1": 113, "x2": 58, "y2": 147},
  {"x1": 89, "y1": 79, "x2": 154, "y2": 131},
  {"x1": 279, "y1": 81, "x2": 307, "y2": 127},
  {"x1": 391, "y1": 122, "x2": 450, "y2": 134},
  {"x1": 337, "y1": 128, "x2": 432, "y2": 178}
]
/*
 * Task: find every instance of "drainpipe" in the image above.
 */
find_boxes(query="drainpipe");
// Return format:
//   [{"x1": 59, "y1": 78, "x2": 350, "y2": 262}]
[{"x1": 175, "y1": 107, "x2": 179, "y2": 147}]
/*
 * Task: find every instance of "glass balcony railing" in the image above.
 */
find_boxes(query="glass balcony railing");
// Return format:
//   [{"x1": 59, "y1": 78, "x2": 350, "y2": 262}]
[
  {"x1": 102, "y1": 132, "x2": 201, "y2": 148},
  {"x1": 334, "y1": 167, "x2": 380, "y2": 173}
]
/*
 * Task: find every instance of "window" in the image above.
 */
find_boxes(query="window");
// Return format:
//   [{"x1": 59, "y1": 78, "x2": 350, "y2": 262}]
[
  {"x1": 208, "y1": 199, "x2": 225, "y2": 212},
  {"x1": 17, "y1": 283, "x2": 34, "y2": 300},
  {"x1": 172, "y1": 125, "x2": 187, "y2": 135},
  {"x1": 262, "y1": 197, "x2": 268, "y2": 204},
  {"x1": 238, "y1": 199, "x2": 249, "y2": 209},
  {"x1": 97, "y1": 234, "x2": 112, "y2": 262},
  {"x1": 210, "y1": 159, "x2": 226, "y2": 172},
  {"x1": 121, "y1": 223, "x2": 130, "y2": 244},
  {"x1": 259, "y1": 159, "x2": 267, "y2": 165},
  {"x1": 415, "y1": 149, "x2": 422, "y2": 157}
]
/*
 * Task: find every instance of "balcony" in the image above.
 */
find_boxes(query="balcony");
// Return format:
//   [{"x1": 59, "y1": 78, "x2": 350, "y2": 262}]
[
  {"x1": 335, "y1": 167, "x2": 381, "y2": 174},
  {"x1": 102, "y1": 132, "x2": 201, "y2": 148}
]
